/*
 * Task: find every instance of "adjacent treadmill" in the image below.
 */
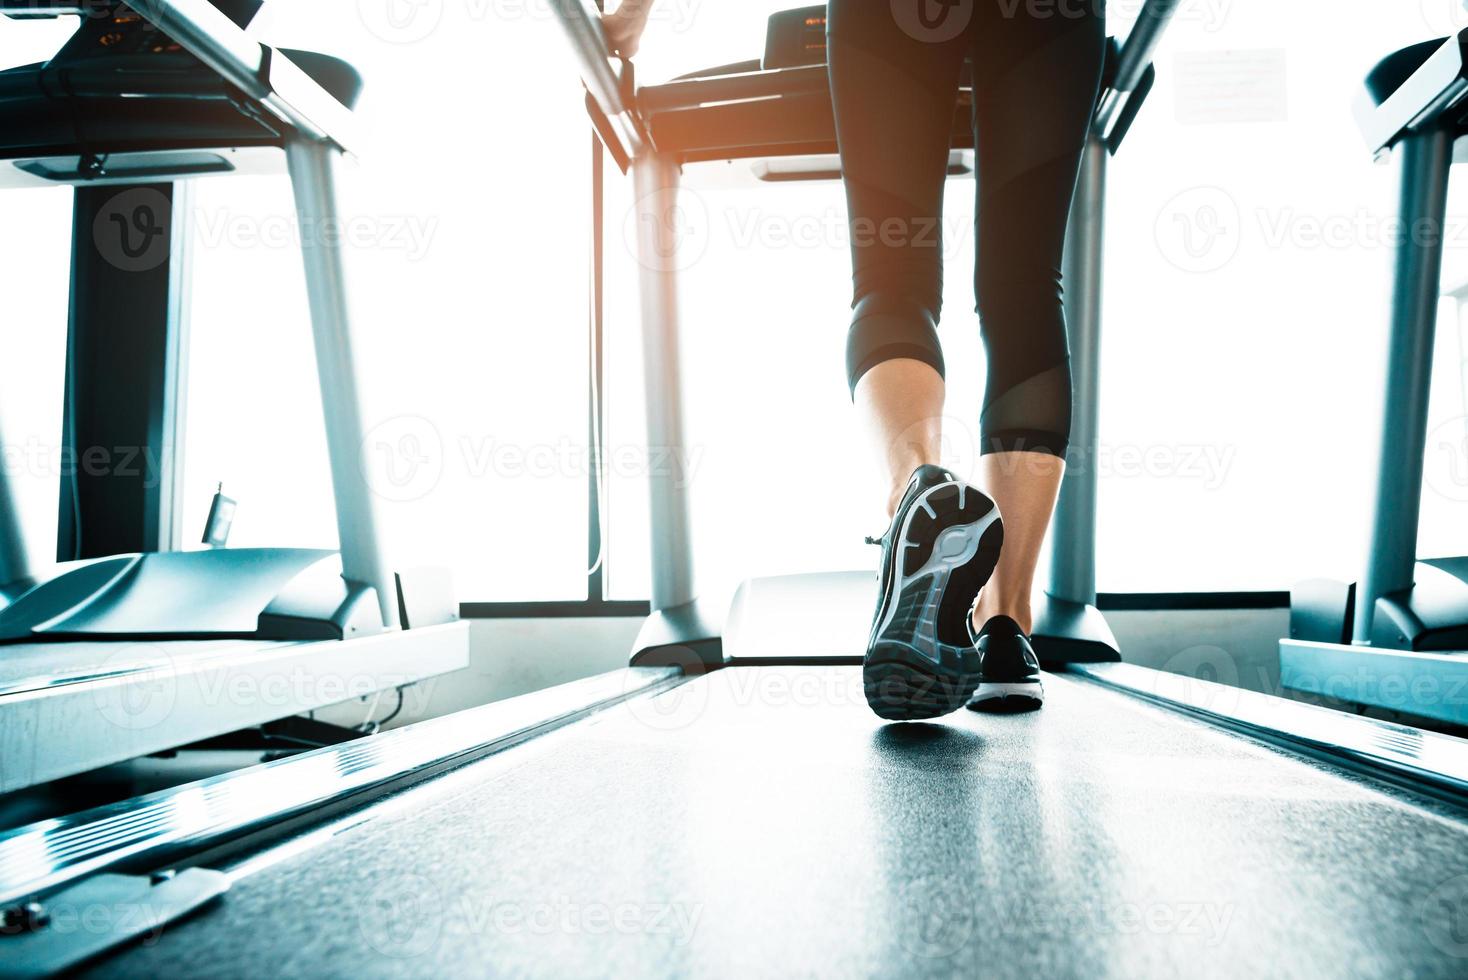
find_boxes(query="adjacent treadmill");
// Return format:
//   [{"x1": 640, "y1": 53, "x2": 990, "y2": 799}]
[
  {"x1": 0, "y1": 0, "x2": 469, "y2": 793},
  {"x1": 1282, "y1": 32, "x2": 1468, "y2": 728},
  {"x1": 6, "y1": 5, "x2": 1468, "y2": 977}
]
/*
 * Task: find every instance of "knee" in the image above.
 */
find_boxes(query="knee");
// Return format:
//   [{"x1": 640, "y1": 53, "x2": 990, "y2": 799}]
[
  {"x1": 975, "y1": 261, "x2": 1063, "y2": 329},
  {"x1": 975, "y1": 263, "x2": 1070, "y2": 382},
  {"x1": 846, "y1": 291, "x2": 945, "y2": 397}
]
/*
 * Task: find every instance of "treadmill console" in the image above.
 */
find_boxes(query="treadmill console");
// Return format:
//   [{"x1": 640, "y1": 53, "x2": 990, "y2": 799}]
[
  {"x1": 49, "y1": 3, "x2": 193, "y2": 65},
  {"x1": 0, "y1": 0, "x2": 363, "y2": 181},
  {"x1": 764, "y1": 5, "x2": 827, "y2": 69}
]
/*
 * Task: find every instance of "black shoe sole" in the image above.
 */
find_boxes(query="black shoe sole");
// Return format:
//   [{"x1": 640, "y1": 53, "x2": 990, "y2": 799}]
[{"x1": 864, "y1": 481, "x2": 1003, "y2": 721}]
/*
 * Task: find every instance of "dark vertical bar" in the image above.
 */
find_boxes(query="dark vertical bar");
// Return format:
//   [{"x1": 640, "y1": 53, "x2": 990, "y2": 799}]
[
  {"x1": 588, "y1": 130, "x2": 607, "y2": 602},
  {"x1": 59, "y1": 182, "x2": 179, "y2": 560}
]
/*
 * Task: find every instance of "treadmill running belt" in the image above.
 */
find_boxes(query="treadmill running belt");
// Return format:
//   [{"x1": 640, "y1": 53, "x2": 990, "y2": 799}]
[{"x1": 91, "y1": 667, "x2": 1468, "y2": 978}]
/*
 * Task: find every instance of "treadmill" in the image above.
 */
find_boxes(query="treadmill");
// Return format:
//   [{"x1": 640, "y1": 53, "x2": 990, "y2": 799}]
[
  {"x1": 1281, "y1": 33, "x2": 1468, "y2": 728},
  {"x1": 580, "y1": 2, "x2": 1174, "y2": 671},
  {"x1": 6, "y1": 4, "x2": 1468, "y2": 977},
  {"x1": 0, "y1": 0, "x2": 469, "y2": 793}
]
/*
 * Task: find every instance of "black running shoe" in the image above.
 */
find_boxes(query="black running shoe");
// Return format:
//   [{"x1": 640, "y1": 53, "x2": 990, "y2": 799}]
[
  {"x1": 965, "y1": 615, "x2": 1045, "y2": 711},
  {"x1": 863, "y1": 464, "x2": 1004, "y2": 721}
]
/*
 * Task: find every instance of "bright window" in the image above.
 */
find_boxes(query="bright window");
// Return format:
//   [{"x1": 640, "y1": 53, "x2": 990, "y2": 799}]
[
  {"x1": 1098, "y1": 0, "x2": 1463, "y2": 591},
  {"x1": 0, "y1": 186, "x2": 70, "y2": 569},
  {"x1": 0, "y1": 17, "x2": 89, "y2": 572},
  {"x1": 176, "y1": 1, "x2": 593, "y2": 601},
  {"x1": 8, "y1": 3, "x2": 1468, "y2": 603},
  {"x1": 608, "y1": 1, "x2": 1468, "y2": 601}
]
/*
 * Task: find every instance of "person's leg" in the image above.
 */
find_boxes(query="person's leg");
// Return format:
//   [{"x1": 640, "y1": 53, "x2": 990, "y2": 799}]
[
  {"x1": 968, "y1": 3, "x2": 1107, "y2": 635},
  {"x1": 827, "y1": 0, "x2": 966, "y2": 509},
  {"x1": 853, "y1": 359, "x2": 945, "y2": 518},
  {"x1": 973, "y1": 452, "x2": 1064, "y2": 632},
  {"x1": 830, "y1": 1, "x2": 1002, "y2": 720}
]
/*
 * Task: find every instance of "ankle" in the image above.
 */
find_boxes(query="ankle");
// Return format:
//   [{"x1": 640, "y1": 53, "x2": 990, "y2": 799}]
[
  {"x1": 884, "y1": 460, "x2": 932, "y2": 518},
  {"x1": 972, "y1": 598, "x2": 1033, "y2": 636}
]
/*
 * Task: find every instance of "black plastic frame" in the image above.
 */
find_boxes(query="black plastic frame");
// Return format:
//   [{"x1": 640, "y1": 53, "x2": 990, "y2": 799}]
[{"x1": 60, "y1": 181, "x2": 181, "y2": 561}]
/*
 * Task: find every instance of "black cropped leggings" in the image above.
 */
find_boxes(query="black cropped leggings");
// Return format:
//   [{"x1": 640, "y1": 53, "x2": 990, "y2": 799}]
[{"x1": 829, "y1": 0, "x2": 1106, "y2": 457}]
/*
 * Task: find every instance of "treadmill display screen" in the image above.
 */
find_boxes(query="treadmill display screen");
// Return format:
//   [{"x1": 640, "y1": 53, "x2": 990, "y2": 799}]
[{"x1": 763, "y1": 6, "x2": 828, "y2": 70}]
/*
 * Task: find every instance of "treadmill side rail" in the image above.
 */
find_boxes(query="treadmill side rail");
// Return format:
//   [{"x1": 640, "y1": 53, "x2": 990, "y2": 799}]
[
  {"x1": 1280, "y1": 637, "x2": 1468, "y2": 729},
  {"x1": 0, "y1": 659, "x2": 667, "y2": 903},
  {"x1": 0, "y1": 620, "x2": 471, "y2": 794},
  {"x1": 1084, "y1": 659, "x2": 1468, "y2": 804}
]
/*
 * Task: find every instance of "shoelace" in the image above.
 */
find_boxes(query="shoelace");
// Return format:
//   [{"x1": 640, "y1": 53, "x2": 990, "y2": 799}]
[{"x1": 863, "y1": 535, "x2": 883, "y2": 547}]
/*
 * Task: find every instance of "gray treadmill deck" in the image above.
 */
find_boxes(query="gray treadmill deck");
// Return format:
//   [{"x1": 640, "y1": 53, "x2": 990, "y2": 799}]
[{"x1": 93, "y1": 666, "x2": 1468, "y2": 978}]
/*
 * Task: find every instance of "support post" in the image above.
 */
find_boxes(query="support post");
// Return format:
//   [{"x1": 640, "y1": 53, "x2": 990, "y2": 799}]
[
  {"x1": 631, "y1": 151, "x2": 697, "y2": 613},
  {"x1": 1049, "y1": 136, "x2": 1108, "y2": 607},
  {"x1": 1353, "y1": 128, "x2": 1455, "y2": 644},
  {"x1": 1030, "y1": 134, "x2": 1119, "y2": 665},
  {"x1": 625, "y1": 151, "x2": 722, "y2": 669},
  {"x1": 285, "y1": 137, "x2": 399, "y2": 630}
]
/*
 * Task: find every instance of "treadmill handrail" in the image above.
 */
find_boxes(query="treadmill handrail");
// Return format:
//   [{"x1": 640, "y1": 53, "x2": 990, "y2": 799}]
[
  {"x1": 1093, "y1": 0, "x2": 1182, "y2": 139},
  {"x1": 562, "y1": 1, "x2": 1183, "y2": 160},
  {"x1": 1357, "y1": 31, "x2": 1468, "y2": 155},
  {"x1": 548, "y1": 0, "x2": 644, "y2": 159},
  {"x1": 1111, "y1": 0, "x2": 1183, "y2": 94}
]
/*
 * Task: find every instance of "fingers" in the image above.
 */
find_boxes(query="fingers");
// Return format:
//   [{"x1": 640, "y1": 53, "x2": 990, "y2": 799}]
[
  {"x1": 605, "y1": 27, "x2": 638, "y2": 59},
  {"x1": 601, "y1": 11, "x2": 643, "y2": 59},
  {"x1": 612, "y1": 33, "x2": 639, "y2": 58}
]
